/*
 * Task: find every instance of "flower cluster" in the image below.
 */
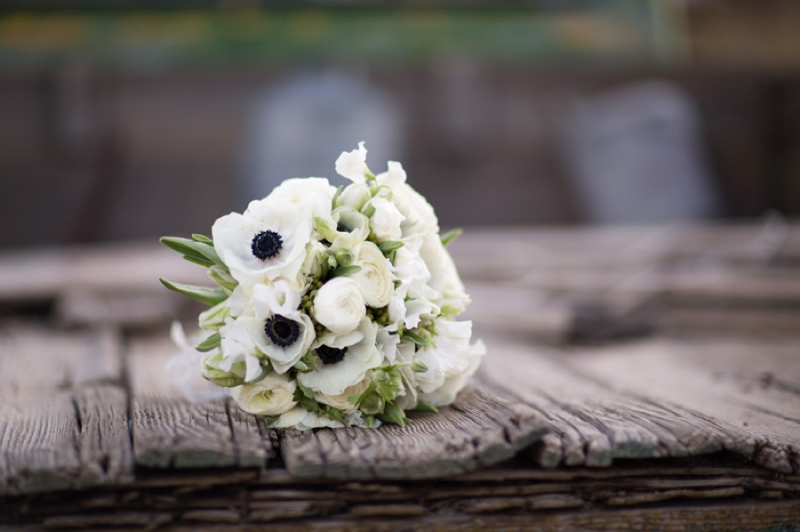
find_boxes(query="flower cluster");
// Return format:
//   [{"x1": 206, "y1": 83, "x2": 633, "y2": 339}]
[{"x1": 161, "y1": 143, "x2": 484, "y2": 430}]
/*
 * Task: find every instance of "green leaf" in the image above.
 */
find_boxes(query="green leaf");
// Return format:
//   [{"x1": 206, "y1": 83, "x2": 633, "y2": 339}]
[
  {"x1": 159, "y1": 278, "x2": 228, "y2": 306},
  {"x1": 246, "y1": 364, "x2": 270, "y2": 385},
  {"x1": 373, "y1": 366, "x2": 404, "y2": 403},
  {"x1": 377, "y1": 241, "x2": 403, "y2": 254},
  {"x1": 331, "y1": 265, "x2": 362, "y2": 278},
  {"x1": 440, "y1": 228, "x2": 463, "y2": 247},
  {"x1": 402, "y1": 330, "x2": 430, "y2": 347},
  {"x1": 331, "y1": 185, "x2": 343, "y2": 209},
  {"x1": 378, "y1": 402, "x2": 409, "y2": 427},
  {"x1": 361, "y1": 203, "x2": 376, "y2": 218},
  {"x1": 364, "y1": 415, "x2": 376, "y2": 428},
  {"x1": 160, "y1": 236, "x2": 223, "y2": 267},
  {"x1": 195, "y1": 332, "x2": 221, "y2": 352},
  {"x1": 412, "y1": 400, "x2": 439, "y2": 413},
  {"x1": 183, "y1": 255, "x2": 215, "y2": 268},
  {"x1": 192, "y1": 234, "x2": 213, "y2": 244}
]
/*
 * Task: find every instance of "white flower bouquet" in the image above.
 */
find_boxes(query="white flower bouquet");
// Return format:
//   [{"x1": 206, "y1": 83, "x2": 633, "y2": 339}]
[{"x1": 161, "y1": 143, "x2": 484, "y2": 430}]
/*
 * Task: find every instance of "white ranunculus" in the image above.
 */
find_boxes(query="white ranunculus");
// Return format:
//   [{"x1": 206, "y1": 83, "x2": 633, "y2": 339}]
[
  {"x1": 244, "y1": 281, "x2": 316, "y2": 374},
  {"x1": 212, "y1": 201, "x2": 312, "y2": 291},
  {"x1": 351, "y1": 241, "x2": 393, "y2": 308},
  {"x1": 368, "y1": 197, "x2": 405, "y2": 242},
  {"x1": 298, "y1": 318, "x2": 382, "y2": 396},
  {"x1": 263, "y1": 177, "x2": 336, "y2": 226},
  {"x1": 313, "y1": 277, "x2": 366, "y2": 335},
  {"x1": 165, "y1": 322, "x2": 228, "y2": 403},
  {"x1": 230, "y1": 373, "x2": 297, "y2": 416},
  {"x1": 335, "y1": 142, "x2": 369, "y2": 184},
  {"x1": 315, "y1": 377, "x2": 370, "y2": 413},
  {"x1": 218, "y1": 317, "x2": 264, "y2": 383}
]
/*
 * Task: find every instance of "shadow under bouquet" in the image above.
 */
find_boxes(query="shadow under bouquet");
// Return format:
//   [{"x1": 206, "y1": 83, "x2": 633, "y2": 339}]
[{"x1": 161, "y1": 143, "x2": 484, "y2": 430}]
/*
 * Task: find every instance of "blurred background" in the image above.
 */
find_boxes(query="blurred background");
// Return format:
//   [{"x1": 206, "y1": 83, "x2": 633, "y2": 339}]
[{"x1": 1, "y1": 0, "x2": 799, "y2": 250}]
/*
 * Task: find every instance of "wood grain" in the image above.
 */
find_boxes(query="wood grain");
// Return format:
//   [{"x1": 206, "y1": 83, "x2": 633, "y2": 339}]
[
  {"x1": 0, "y1": 325, "x2": 132, "y2": 495},
  {"x1": 129, "y1": 334, "x2": 270, "y2": 469},
  {"x1": 479, "y1": 333, "x2": 800, "y2": 474},
  {"x1": 281, "y1": 385, "x2": 548, "y2": 480}
]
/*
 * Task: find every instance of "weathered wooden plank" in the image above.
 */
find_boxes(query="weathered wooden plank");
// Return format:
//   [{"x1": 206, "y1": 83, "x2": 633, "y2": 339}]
[
  {"x1": 129, "y1": 334, "x2": 270, "y2": 469},
  {"x1": 478, "y1": 336, "x2": 758, "y2": 471},
  {"x1": 0, "y1": 325, "x2": 132, "y2": 495},
  {"x1": 281, "y1": 385, "x2": 548, "y2": 480},
  {"x1": 568, "y1": 337, "x2": 800, "y2": 474}
]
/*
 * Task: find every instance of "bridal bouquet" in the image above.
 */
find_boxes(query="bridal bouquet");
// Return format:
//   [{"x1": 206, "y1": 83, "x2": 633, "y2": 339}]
[{"x1": 161, "y1": 143, "x2": 484, "y2": 430}]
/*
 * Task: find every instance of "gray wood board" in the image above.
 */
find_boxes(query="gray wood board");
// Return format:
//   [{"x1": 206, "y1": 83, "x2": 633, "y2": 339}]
[
  {"x1": 0, "y1": 325, "x2": 132, "y2": 495},
  {"x1": 129, "y1": 334, "x2": 270, "y2": 469},
  {"x1": 280, "y1": 385, "x2": 548, "y2": 480},
  {"x1": 478, "y1": 332, "x2": 800, "y2": 474}
]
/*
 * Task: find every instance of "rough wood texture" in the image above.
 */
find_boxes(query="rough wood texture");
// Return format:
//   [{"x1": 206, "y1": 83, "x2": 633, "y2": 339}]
[
  {"x1": 281, "y1": 385, "x2": 547, "y2": 480},
  {"x1": 478, "y1": 333, "x2": 800, "y2": 474},
  {"x1": 129, "y1": 334, "x2": 270, "y2": 469},
  {"x1": 0, "y1": 325, "x2": 132, "y2": 495}
]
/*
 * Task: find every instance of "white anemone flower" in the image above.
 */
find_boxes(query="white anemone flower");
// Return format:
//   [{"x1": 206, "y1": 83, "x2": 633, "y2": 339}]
[
  {"x1": 335, "y1": 142, "x2": 369, "y2": 184},
  {"x1": 298, "y1": 318, "x2": 382, "y2": 396},
  {"x1": 242, "y1": 281, "x2": 315, "y2": 374},
  {"x1": 212, "y1": 200, "x2": 312, "y2": 292}
]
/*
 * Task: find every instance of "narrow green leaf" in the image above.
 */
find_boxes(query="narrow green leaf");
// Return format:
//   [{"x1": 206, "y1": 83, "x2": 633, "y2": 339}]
[
  {"x1": 412, "y1": 400, "x2": 439, "y2": 413},
  {"x1": 159, "y1": 278, "x2": 228, "y2": 306},
  {"x1": 196, "y1": 332, "x2": 221, "y2": 352},
  {"x1": 160, "y1": 236, "x2": 223, "y2": 267},
  {"x1": 331, "y1": 185, "x2": 343, "y2": 209},
  {"x1": 192, "y1": 234, "x2": 213, "y2": 244},
  {"x1": 208, "y1": 265, "x2": 238, "y2": 292},
  {"x1": 183, "y1": 255, "x2": 214, "y2": 268},
  {"x1": 331, "y1": 265, "x2": 362, "y2": 278},
  {"x1": 440, "y1": 228, "x2": 463, "y2": 247},
  {"x1": 402, "y1": 330, "x2": 430, "y2": 347},
  {"x1": 377, "y1": 241, "x2": 403, "y2": 254},
  {"x1": 246, "y1": 365, "x2": 270, "y2": 385}
]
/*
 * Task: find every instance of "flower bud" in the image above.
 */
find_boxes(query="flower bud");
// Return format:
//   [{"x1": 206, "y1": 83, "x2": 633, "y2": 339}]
[
  {"x1": 359, "y1": 392, "x2": 385, "y2": 415},
  {"x1": 411, "y1": 359, "x2": 429, "y2": 373},
  {"x1": 334, "y1": 248, "x2": 354, "y2": 266}
]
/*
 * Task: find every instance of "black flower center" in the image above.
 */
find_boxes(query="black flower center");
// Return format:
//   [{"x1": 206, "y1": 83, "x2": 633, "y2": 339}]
[
  {"x1": 251, "y1": 230, "x2": 283, "y2": 260},
  {"x1": 316, "y1": 345, "x2": 348, "y2": 365},
  {"x1": 265, "y1": 315, "x2": 300, "y2": 348}
]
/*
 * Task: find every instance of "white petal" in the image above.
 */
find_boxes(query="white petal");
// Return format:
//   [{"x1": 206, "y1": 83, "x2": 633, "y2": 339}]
[{"x1": 335, "y1": 142, "x2": 368, "y2": 183}]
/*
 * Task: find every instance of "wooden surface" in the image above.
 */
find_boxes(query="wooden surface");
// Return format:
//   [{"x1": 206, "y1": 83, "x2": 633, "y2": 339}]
[{"x1": 1, "y1": 220, "x2": 799, "y2": 530}]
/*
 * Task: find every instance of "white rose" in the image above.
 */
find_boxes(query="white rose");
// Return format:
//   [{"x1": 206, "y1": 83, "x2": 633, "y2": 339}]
[
  {"x1": 351, "y1": 241, "x2": 393, "y2": 308},
  {"x1": 335, "y1": 142, "x2": 369, "y2": 184},
  {"x1": 212, "y1": 201, "x2": 312, "y2": 292},
  {"x1": 230, "y1": 373, "x2": 297, "y2": 416},
  {"x1": 298, "y1": 318, "x2": 382, "y2": 396},
  {"x1": 368, "y1": 197, "x2": 405, "y2": 242},
  {"x1": 243, "y1": 282, "x2": 316, "y2": 374},
  {"x1": 315, "y1": 377, "x2": 370, "y2": 413},
  {"x1": 313, "y1": 277, "x2": 366, "y2": 335},
  {"x1": 264, "y1": 177, "x2": 336, "y2": 226}
]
